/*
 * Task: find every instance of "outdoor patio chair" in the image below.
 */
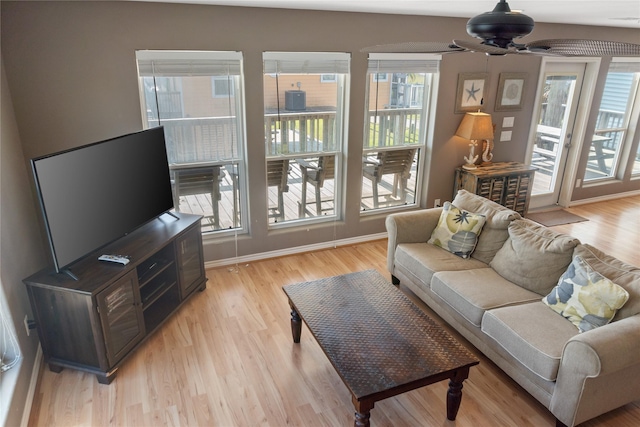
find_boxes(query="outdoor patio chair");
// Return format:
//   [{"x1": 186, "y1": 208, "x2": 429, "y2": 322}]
[
  {"x1": 171, "y1": 164, "x2": 223, "y2": 229},
  {"x1": 298, "y1": 155, "x2": 335, "y2": 217},
  {"x1": 363, "y1": 148, "x2": 416, "y2": 208},
  {"x1": 267, "y1": 159, "x2": 290, "y2": 221}
]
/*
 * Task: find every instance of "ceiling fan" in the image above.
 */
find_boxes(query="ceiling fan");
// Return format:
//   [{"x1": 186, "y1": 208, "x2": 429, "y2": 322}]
[{"x1": 363, "y1": 0, "x2": 640, "y2": 56}]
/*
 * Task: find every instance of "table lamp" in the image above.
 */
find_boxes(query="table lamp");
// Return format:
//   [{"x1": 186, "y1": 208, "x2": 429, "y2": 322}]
[{"x1": 455, "y1": 112, "x2": 494, "y2": 170}]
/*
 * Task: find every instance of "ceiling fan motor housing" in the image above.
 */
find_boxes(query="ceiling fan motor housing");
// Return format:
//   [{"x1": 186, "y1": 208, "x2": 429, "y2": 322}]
[{"x1": 466, "y1": 0, "x2": 534, "y2": 48}]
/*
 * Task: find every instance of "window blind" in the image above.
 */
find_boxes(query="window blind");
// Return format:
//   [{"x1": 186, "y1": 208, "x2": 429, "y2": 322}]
[
  {"x1": 609, "y1": 59, "x2": 640, "y2": 73},
  {"x1": 367, "y1": 53, "x2": 441, "y2": 73},
  {"x1": 136, "y1": 50, "x2": 243, "y2": 76},
  {"x1": 263, "y1": 52, "x2": 350, "y2": 74}
]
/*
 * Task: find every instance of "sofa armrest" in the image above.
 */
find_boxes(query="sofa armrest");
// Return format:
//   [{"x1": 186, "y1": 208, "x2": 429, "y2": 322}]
[
  {"x1": 385, "y1": 208, "x2": 443, "y2": 273},
  {"x1": 567, "y1": 314, "x2": 640, "y2": 374},
  {"x1": 550, "y1": 315, "x2": 640, "y2": 425}
]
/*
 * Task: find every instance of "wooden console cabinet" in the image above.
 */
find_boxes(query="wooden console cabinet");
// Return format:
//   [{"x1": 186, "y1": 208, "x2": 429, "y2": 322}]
[
  {"x1": 454, "y1": 162, "x2": 536, "y2": 216},
  {"x1": 23, "y1": 212, "x2": 206, "y2": 384}
]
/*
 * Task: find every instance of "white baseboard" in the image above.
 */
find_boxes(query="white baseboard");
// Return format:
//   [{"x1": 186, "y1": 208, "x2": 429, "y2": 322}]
[
  {"x1": 21, "y1": 344, "x2": 42, "y2": 427},
  {"x1": 204, "y1": 232, "x2": 387, "y2": 269}
]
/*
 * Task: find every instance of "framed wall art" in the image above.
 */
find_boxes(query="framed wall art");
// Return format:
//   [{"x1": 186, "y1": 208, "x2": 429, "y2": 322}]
[
  {"x1": 496, "y1": 72, "x2": 527, "y2": 111},
  {"x1": 455, "y1": 72, "x2": 489, "y2": 113}
]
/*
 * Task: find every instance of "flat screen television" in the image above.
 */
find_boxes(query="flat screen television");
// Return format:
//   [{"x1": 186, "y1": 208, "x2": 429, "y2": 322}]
[{"x1": 31, "y1": 127, "x2": 174, "y2": 278}]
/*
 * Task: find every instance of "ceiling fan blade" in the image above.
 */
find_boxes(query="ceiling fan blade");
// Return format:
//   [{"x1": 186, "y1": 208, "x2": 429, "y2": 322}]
[
  {"x1": 361, "y1": 41, "x2": 464, "y2": 53},
  {"x1": 453, "y1": 39, "x2": 514, "y2": 55},
  {"x1": 526, "y1": 39, "x2": 640, "y2": 56}
]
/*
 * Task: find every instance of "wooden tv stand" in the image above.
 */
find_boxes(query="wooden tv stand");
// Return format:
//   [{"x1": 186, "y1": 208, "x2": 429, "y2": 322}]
[{"x1": 23, "y1": 212, "x2": 207, "y2": 384}]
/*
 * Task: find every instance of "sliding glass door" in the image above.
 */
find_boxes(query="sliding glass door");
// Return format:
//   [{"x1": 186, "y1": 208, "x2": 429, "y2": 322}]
[{"x1": 526, "y1": 59, "x2": 598, "y2": 210}]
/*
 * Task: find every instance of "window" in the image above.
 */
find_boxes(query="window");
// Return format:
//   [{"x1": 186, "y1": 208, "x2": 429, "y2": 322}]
[
  {"x1": 584, "y1": 59, "x2": 640, "y2": 181},
  {"x1": 263, "y1": 52, "x2": 350, "y2": 224},
  {"x1": 212, "y1": 76, "x2": 234, "y2": 97},
  {"x1": 361, "y1": 53, "x2": 439, "y2": 211},
  {"x1": 0, "y1": 294, "x2": 21, "y2": 373},
  {"x1": 136, "y1": 50, "x2": 247, "y2": 234},
  {"x1": 373, "y1": 73, "x2": 388, "y2": 82}
]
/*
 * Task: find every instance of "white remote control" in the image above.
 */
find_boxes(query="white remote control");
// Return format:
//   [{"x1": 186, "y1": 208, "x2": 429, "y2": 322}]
[{"x1": 98, "y1": 254, "x2": 130, "y2": 265}]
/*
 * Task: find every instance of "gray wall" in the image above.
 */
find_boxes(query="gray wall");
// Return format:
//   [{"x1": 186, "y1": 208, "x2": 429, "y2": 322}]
[
  {"x1": 1, "y1": 2, "x2": 639, "y2": 422},
  {"x1": 4, "y1": 1, "x2": 637, "y2": 265},
  {"x1": 0, "y1": 58, "x2": 48, "y2": 427}
]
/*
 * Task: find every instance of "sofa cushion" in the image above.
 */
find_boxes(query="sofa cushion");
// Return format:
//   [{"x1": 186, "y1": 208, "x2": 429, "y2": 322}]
[
  {"x1": 432, "y1": 269, "x2": 541, "y2": 327},
  {"x1": 394, "y1": 242, "x2": 488, "y2": 286},
  {"x1": 428, "y1": 202, "x2": 486, "y2": 259},
  {"x1": 452, "y1": 190, "x2": 521, "y2": 264},
  {"x1": 543, "y1": 255, "x2": 629, "y2": 332},
  {"x1": 490, "y1": 219, "x2": 580, "y2": 295},
  {"x1": 482, "y1": 302, "x2": 579, "y2": 381},
  {"x1": 573, "y1": 244, "x2": 640, "y2": 321}
]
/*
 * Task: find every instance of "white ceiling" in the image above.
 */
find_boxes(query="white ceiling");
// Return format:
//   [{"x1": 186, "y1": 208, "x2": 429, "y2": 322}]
[{"x1": 140, "y1": 0, "x2": 640, "y2": 28}]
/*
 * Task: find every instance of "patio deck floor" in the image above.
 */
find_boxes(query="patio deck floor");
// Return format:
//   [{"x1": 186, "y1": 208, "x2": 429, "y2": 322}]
[{"x1": 175, "y1": 160, "x2": 417, "y2": 232}]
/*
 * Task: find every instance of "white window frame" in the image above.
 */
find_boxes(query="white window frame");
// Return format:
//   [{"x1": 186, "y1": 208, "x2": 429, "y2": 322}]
[
  {"x1": 361, "y1": 53, "x2": 440, "y2": 214},
  {"x1": 263, "y1": 51, "x2": 351, "y2": 227},
  {"x1": 584, "y1": 58, "x2": 640, "y2": 183},
  {"x1": 136, "y1": 50, "x2": 249, "y2": 236}
]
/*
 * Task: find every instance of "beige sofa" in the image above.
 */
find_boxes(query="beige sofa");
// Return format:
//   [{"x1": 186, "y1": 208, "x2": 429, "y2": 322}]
[{"x1": 385, "y1": 190, "x2": 640, "y2": 427}]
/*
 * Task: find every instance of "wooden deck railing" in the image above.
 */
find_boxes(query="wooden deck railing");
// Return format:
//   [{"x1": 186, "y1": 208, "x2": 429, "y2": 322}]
[
  {"x1": 158, "y1": 117, "x2": 240, "y2": 164},
  {"x1": 156, "y1": 108, "x2": 423, "y2": 164},
  {"x1": 158, "y1": 110, "x2": 423, "y2": 231},
  {"x1": 264, "y1": 111, "x2": 338, "y2": 156},
  {"x1": 365, "y1": 107, "x2": 422, "y2": 150}
]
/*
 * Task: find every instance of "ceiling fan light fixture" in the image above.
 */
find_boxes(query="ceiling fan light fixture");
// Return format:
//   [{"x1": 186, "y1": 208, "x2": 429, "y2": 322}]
[{"x1": 466, "y1": 0, "x2": 534, "y2": 48}]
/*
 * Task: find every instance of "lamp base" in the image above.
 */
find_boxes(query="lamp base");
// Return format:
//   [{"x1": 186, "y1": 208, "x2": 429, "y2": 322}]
[{"x1": 462, "y1": 141, "x2": 479, "y2": 171}]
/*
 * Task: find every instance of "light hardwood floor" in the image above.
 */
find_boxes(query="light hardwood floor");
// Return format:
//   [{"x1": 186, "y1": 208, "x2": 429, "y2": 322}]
[{"x1": 28, "y1": 196, "x2": 640, "y2": 427}]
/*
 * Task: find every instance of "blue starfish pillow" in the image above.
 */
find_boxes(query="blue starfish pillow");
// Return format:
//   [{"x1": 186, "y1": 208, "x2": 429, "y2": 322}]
[{"x1": 428, "y1": 202, "x2": 486, "y2": 258}]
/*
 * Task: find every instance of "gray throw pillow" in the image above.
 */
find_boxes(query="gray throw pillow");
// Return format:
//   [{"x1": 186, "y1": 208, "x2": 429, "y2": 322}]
[{"x1": 490, "y1": 219, "x2": 580, "y2": 295}]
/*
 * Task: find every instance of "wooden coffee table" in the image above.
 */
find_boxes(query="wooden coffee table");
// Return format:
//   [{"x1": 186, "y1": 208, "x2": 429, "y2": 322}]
[{"x1": 283, "y1": 269, "x2": 479, "y2": 427}]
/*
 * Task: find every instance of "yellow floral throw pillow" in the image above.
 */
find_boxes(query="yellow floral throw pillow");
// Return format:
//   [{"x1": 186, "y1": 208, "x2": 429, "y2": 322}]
[
  {"x1": 428, "y1": 202, "x2": 486, "y2": 259},
  {"x1": 542, "y1": 255, "x2": 629, "y2": 332}
]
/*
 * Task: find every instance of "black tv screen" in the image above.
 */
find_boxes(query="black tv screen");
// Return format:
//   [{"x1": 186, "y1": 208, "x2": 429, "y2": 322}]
[{"x1": 31, "y1": 127, "x2": 174, "y2": 275}]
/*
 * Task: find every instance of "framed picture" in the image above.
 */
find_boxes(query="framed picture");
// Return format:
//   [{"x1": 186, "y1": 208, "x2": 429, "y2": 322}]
[
  {"x1": 496, "y1": 72, "x2": 527, "y2": 111},
  {"x1": 455, "y1": 73, "x2": 489, "y2": 113}
]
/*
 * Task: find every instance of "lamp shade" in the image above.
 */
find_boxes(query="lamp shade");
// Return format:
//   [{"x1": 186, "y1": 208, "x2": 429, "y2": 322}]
[{"x1": 456, "y1": 112, "x2": 494, "y2": 140}]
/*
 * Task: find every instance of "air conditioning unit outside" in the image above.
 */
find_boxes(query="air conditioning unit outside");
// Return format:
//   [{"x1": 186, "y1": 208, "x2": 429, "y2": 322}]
[{"x1": 285, "y1": 90, "x2": 306, "y2": 111}]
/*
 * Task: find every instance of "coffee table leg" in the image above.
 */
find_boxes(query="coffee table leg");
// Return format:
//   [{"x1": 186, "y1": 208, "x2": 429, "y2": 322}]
[
  {"x1": 447, "y1": 367, "x2": 470, "y2": 420},
  {"x1": 354, "y1": 411, "x2": 370, "y2": 427},
  {"x1": 353, "y1": 400, "x2": 373, "y2": 427},
  {"x1": 289, "y1": 302, "x2": 302, "y2": 343}
]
